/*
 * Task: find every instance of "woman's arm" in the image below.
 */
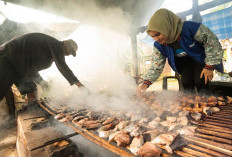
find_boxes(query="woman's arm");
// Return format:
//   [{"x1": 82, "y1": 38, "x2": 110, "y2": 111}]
[
  {"x1": 194, "y1": 24, "x2": 223, "y2": 68},
  {"x1": 142, "y1": 46, "x2": 166, "y2": 84}
]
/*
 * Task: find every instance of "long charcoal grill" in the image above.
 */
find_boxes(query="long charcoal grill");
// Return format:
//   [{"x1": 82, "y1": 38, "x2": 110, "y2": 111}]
[
  {"x1": 177, "y1": 103, "x2": 232, "y2": 157},
  {"x1": 37, "y1": 98, "x2": 232, "y2": 157},
  {"x1": 37, "y1": 99, "x2": 135, "y2": 157}
]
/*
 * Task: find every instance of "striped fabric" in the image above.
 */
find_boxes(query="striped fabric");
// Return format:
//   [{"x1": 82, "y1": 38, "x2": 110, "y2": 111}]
[{"x1": 202, "y1": 6, "x2": 232, "y2": 39}]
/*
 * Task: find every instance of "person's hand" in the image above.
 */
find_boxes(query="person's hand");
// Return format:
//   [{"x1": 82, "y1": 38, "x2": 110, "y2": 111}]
[
  {"x1": 40, "y1": 80, "x2": 50, "y2": 91},
  {"x1": 76, "y1": 82, "x2": 84, "y2": 87},
  {"x1": 200, "y1": 68, "x2": 214, "y2": 84},
  {"x1": 136, "y1": 84, "x2": 148, "y2": 97},
  {"x1": 27, "y1": 91, "x2": 37, "y2": 103},
  {"x1": 76, "y1": 82, "x2": 91, "y2": 94}
]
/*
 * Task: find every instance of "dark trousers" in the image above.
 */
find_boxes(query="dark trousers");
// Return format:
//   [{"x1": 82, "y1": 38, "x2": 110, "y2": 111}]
[
  {"x1": 0, "y1": 56, "x2": 17, "y2": 117},
  {"x1": 175, "y1": 56, "x2": 210, "y2": 94},
  {"x1": 0, "y1": 56, "x2": 17, "y2": 101}
]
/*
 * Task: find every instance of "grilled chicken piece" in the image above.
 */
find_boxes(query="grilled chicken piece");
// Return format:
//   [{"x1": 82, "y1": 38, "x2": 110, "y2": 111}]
[
  {"x1": 203, "y1": 107, "x2": 212, "y2": 116},
  {"x1": 139, "y1": 118, "x2": 149, "y2": 125},
  {"x1": 72, "y1": 116, "x2": 88, "y2": 122},
  {"x1": 131, "y1": 114, "x2": 143, "y2": 122},
  {"x1": 177, "y1": 116, "x2": 188, "y2": 125},
  {"x1": 54, "y1": 113, "x2": 66, "y2": 120},
  {"x1": 218, "y1": 96, "x2": 225, "y2": 101},
  {"x1": 208, "y1": 96, "x2": 217, "y2": 102},
  {"x1": 152, "y1": 134, "x2": 174, "y2": 146},
  {"x1": 98, "y1": 130, "x2": 115, "y2": 138},
  {"x1": 58, "y1": 115, "x2": 73, "y2": 122},
  {"x1": 148, "y1": 117, "x2": 161, "y2": 128},
  {"x1": 82, "y1": 120, "x2": 101, "y2": 129},
  {"x1": 166, "y1": 117, "x2": 176, "y2": 123},
  {"x1": 142, "y1": 129, "x2": 159, "y2": 142},
  {"x1": 130, "y1": 126, "x2": 148, "y2": 137},
  {"x1": 123, "y1": 123, "x2": 137, "y2": 132},
  {"x1": 218, "y1": 101, "x2": 226, "y2": 106},
  {"x1": 137, "y1": 142, "x2": 162, "y2": 157},
  {"x1": 74, "y1": 118, "x2": 89, "y2": 126},
  {"x1": 130, "y1": 135, "x2": 144, "y2": 155},
  {"x1": 207, "y1": 101, "x2": 217, "y2": 106},
  {"x1": 114, "y1": 121, "x2": 130, "y2": 131},
  {"x1": 226, "y1": 96, "x2": 232, "y2": 103},
  {"x1": 195, "y1": 96, "x2": 202, "y2": 101},
  {"x1": 212, "y1": 107, "x2": 220, "y2": 112},
  {"x1": 99, "y1": 120, "x2": 119, "y2": 131},
  {"x1": 177, "y1": 126, "x2": 196, "y2": 137},
  {"x1": 102, "y1": 117, "x2": 116, "y2": 125},
  {"x1": 109, "y1": 131, "x2": 131, "y2": 147},
  {"x1": 114, "y1": 132, "x2": 131, "y2": 147},
  {"x1": 178, "y1": 110, "x2": 189, "y2": 116},
  {"x1": 191, "y1": 112, "x2": 201, "y2": 121}
]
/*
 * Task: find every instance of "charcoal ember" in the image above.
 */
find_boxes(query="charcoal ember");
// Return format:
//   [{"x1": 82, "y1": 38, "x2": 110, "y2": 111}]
[
  {"x1": 137, "y1": 142, "x2": 162, "y2": 157},
  {"x1": 169, "y1": 134, "x2": 187, "y2": 151}
]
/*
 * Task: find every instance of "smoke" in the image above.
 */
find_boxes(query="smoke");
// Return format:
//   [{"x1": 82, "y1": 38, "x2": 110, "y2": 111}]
[{"x1": 39, "y1": 24, "x2": 139, "y2": 113}]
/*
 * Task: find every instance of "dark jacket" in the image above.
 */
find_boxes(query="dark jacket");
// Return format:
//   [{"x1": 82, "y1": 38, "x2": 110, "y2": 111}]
[{"x1": 2, "y1": 33, "x2": 79, "y2": 86}]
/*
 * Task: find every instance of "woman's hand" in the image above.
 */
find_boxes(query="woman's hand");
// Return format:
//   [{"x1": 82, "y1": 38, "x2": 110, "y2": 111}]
[
  {"x1": 200, "y1": 68, "x2": 214, "y2": 84},
  {"x1": 136, "y1": 84, "x2": 149, "y2": 97}
]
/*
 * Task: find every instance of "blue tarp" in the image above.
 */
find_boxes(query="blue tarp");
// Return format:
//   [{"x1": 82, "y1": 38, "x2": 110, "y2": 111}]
[{"x1": 202, "y1": 6, "x2": 232, "y2": 40}]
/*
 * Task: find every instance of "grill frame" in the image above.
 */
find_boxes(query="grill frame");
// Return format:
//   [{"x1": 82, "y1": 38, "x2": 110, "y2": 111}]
[{"x1": 37, "y1": 99, "x2": 232, "y2": 157}]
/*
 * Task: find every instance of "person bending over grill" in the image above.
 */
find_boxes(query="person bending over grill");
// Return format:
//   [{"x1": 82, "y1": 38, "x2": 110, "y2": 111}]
[
  {"x1": 0, "y1": 32, "x2": 85, "y2": 105},
  {"x1": 137, "y1": 8, "x2": 224, "y2": 96}
]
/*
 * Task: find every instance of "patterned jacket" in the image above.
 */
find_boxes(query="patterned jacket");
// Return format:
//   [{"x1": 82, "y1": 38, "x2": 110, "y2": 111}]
[{"x1": 143, "y1": 21, "x2": 223, "y2": 84}]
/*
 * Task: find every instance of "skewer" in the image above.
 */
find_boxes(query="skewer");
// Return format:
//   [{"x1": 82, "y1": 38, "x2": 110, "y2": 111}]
[
  {"x1": 182, "y1": 147, "x2": 212, "y2": 157},
  {"x1": 202, "y1": 118, "x2": 232, "y2": 125},
  {"x1": 195, "y1": 133, "x2": 232, "y2": 144},
  {"x1": 198, "y1": 126, "x2": 232, "y2": 134},
  {"x1": 175, "y1": 150, "x2": 196, "y2": 157},
  {"x1": 206, "y1": 116, "x2": 232, "y2": 123},
  {"x1": 188, "y1": 144, "x2": 230, "y2": 157},
  {"x1": 184, "y1": 136, "x2": 232, "y2": 156},
  {"x1": 201, "y1": 121, "x2": 232, "y2": 129},
  {"x1": 196, "y1": 128, "x2": 232, "y2": 139}
]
